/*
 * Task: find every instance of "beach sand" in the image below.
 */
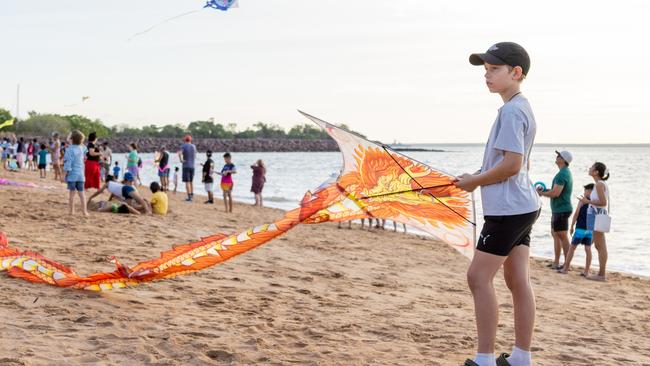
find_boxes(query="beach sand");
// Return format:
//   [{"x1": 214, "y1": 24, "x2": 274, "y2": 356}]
[{"x1": 1, "y1": 169, "x2": 649, "y2": 365}]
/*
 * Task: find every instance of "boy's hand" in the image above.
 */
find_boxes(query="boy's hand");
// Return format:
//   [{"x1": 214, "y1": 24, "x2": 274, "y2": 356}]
[
  {"x1": 570, "y1": 226, "x2": 575, "y2": 235},
  {"x1": 454, "y1": 173, "x2": 479, "y2": 192}
]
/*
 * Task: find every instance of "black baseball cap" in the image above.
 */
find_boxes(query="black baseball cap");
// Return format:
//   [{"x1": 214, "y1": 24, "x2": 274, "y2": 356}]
[{"x1": 469, "y1": 42, "x2": 531, "y2": 76}]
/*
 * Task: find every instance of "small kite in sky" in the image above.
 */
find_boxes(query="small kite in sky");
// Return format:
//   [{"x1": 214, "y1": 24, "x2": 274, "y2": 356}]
[
  {"x1": 64, "y1": 96, "x2": 91, "y2": 108},
  {"x1": 128, "y1": 1, "x2": 239, "y2": 41},
  {"x1": 0, "y1": 118, "x2": 14, "y2": 130}
]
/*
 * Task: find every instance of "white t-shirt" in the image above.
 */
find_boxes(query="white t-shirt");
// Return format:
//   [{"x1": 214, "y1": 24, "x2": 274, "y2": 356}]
[
  {"x1": 480, "y1": 94, "x2": 541, "y2": 216},
  {"x1": 107, "y1": 181, "x2": 125, "y2": 199}
]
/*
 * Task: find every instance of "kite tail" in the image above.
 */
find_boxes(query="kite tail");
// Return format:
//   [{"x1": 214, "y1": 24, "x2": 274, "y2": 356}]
[
  {"x1": 0, "y1": 182, "x2": 340, "y2": 291},
  {"x1": 128, "y1": 9, "x2": 202, "y2": 41}
]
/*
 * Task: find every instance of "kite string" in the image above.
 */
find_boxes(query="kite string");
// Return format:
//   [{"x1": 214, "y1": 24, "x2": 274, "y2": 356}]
[
  {"x1": 381, "y1": 145, "x2": 476, "y2": 226},
  {"x1": 128, "y1": 9, "x2": 202, "y2": 41}
]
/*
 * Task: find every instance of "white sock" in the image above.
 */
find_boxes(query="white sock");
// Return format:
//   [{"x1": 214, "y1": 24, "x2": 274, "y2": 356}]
[
  {"x1": 507, "y1": 346, "x2": 531, "y2": 366},
  {"x1": 474, "y1": 353, "x2": 496, "y2": 366}
]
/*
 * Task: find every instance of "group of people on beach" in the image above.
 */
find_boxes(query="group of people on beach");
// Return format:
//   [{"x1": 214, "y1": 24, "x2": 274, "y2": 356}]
[
  {"x1": 536, "y1": 150, "x2": 611, "y2": 281},
  {"x1": 2, "y1": 132, "x2": 269, "y2": 215},
  {"x1": 167, "y1": 135, "x2": 267, "y2": 212}
]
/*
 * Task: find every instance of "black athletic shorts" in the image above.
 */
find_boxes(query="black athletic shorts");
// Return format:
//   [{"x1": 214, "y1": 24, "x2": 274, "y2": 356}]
[
  {"x1": 477, "y1": 209, "x2": 541, "y2": 256},
  {"x1": 182, "y1": 167, "x2": 195, "y2": 182},
  {"x1": 551, "y1": 212, "x2": 571, "y2": 232}
]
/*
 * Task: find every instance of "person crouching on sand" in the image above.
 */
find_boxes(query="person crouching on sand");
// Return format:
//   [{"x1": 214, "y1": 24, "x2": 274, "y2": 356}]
[
  {"x1": 86, "y1": 173, "x2": 152, "y2": 214},
  {"x1": 149, "y1": 182, "x2": 168, "y2": 215}
]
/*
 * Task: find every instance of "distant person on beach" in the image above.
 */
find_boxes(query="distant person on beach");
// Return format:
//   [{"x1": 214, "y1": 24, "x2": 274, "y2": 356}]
[
  {"x1": 455, "y1": 42, "x2": 539, "y2": 366},
  {"x1": 84, "y1": 132, "x2": 102, "y2": 190},
  {"x1": 87, "y1": 173, "x2": 152, "y2": 214},
  {"x1": 559, "y1": 183, "x2": 594, "y2": 275},
  {"x1": 218, "y1": 152, "x2": 236, "y2": 213},
  {"x1": 126, "y1": 143, "x2": 139, "y2": 185},
  {"x1": 337, "y1": 221, "x2": 352, "y2": 229},
  {"x1": 172, "y1": 166, "x2": 179, "y2": 194},
  {"x1": 50, "y1": 133, "x2": 63, "y2": 182},
  {"x1": 38, "y1": 144, "x2": 48, "y2": 178},
  {"x1": 101, "y1": 141, "x2": 112, "y2": 181},
  {"x1": 136, "y1": 157, "x2": 143, "y2": 185},
  {"x1": 113, "y1": 161, "x2": 121, "y2": 180},
  {"x1": 149, "y1": 181, "x2": 168, "y2": 215},
  {"x1": 26, "y1": 139, "x2": 34, "y2": 171},
  {"x1": 31, "y1": 139, "x2": 40, "y2": 171},
  {"x1": 155, "y1": 146, "x2": 170, "y2": 191},
  {"x1": 250, "y1": 159, "x2": 266, "y2": 207},
  {"x1": 1, "y1": 137, "x2": 10, "y2": 169},
  {"x1": 63, "y1": 130, "x2": 88, "y2": 216},
  {"x1": 16, "y1": 137, "x2": 25, "y2": 170},
  {"x1": 202, "y1": 150, "x2": 215, "y2": 204},
  {"x1": 537, "y1": 150, "x2": 573, "y2": 270},
  {"x1": 393, "y1": 220, "x2": 407, "y2": 233},
  {"x1": 580, "y1": 162, "x2": 610, "y2": 281},
  {"x1": 179, "y1": 135, "x2": 197, "y2": 202},
  {"x1": 8, "y1": 155, "x2": 18, "y2": 171}
]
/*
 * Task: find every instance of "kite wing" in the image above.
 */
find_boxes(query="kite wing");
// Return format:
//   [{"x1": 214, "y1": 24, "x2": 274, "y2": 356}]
[
  {"x1": 298, "y1": 111, "x2": 477, "y2": 259},
  {"x1": 204, "y1": 0, "x2": 239, "y2": 10}
]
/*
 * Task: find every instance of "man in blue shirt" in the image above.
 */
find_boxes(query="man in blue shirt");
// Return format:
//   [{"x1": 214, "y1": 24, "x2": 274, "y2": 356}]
[{"x1": 178, "y1": 135, "x2": 197, "y2": 202}]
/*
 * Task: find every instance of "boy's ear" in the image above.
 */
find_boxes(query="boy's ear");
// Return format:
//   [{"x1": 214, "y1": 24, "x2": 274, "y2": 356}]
[{"x1": 511, "y1": 66, "x2": 524, "y2": 81}]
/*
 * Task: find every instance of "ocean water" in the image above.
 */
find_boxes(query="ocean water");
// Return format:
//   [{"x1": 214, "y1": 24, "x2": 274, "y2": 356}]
[{"x1": 113, "y1": 144, "x2": 650, "y2": 277}]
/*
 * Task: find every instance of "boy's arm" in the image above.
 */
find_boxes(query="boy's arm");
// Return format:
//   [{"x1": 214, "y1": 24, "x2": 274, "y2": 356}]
[
  {"x1": 86, "y1": 185, "x2": 106, "y2": 203},
  {"x1": 570, "y1": 202, "x2": 582, "y2": 230},
  {"x1": 455, "y1": 151, "x2": 523, "y2": 192}
]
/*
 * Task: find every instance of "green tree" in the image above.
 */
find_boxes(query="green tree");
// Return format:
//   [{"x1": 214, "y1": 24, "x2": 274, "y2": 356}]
[
  {"x1": 64, "y1": 114, "x2": 111, "y2": 138},
  {"x1": 0, "y1": 108, "x2": 12, "y2": 124},
  {"x1": 288, "y1": 124, "x2": 329, "y2": 140},
  {"x1": 18, "y1": 112, "x2": 71, "y2": 136},
  {"x1": 251, "y1": 122, "x2": 286, "y2": 139},
  {"x1": 159, "y1": 124, "x2": 186, "y2": 138}
]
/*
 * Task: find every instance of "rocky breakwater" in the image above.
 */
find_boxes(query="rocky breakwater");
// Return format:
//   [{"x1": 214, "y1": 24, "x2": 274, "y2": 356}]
[{"x1": 104, "y1": 138, "x2": 340, "y2": 153}]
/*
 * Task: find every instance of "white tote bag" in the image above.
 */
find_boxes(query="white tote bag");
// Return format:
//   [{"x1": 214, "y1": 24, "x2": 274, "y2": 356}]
[
  {"x1": 594, "y1": 210, "x2": 611, "y2": 233},
  {"x1": 593, "y1": 197, "x2": 611, "y2": 233}
]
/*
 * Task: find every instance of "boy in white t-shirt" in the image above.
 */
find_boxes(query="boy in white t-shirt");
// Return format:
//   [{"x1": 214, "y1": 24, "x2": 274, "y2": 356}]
[{"x1": 455, "y1": 42, "x2": 540, "y2": 366}]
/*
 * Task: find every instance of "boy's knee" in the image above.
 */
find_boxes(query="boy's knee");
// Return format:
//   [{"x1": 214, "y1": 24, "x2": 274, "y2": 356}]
[
  {"x1": 467, "y1": 270, "x2": 490, "y2": 293},
  {"x1": 504, "y1": 273, "x2": 530, "y2": 292}
]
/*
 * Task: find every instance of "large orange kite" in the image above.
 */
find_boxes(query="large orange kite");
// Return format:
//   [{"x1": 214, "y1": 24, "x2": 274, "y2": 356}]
[{"x1": 0, "y1": 112, "x2": 475, "y2": 291}]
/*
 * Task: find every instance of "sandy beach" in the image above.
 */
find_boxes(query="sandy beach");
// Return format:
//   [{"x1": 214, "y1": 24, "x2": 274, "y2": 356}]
[{"x1": 1, "y1": 169, "x2": 649, "y2": 365}]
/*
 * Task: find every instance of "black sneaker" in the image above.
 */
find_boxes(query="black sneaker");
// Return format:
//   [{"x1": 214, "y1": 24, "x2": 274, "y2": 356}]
[{"x1": 496, "y1": 353, "x2": 511, "y2": 366}]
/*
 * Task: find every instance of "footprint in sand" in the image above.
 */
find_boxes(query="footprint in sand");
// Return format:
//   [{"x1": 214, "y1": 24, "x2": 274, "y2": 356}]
[{"x1": 206, "y1": 350, "x2": 234, "y2": 363}]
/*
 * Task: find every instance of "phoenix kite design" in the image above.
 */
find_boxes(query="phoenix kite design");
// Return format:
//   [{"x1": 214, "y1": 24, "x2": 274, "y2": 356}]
[{"x1": 0, "y1": 112, "x2": 475, "y2": 291}]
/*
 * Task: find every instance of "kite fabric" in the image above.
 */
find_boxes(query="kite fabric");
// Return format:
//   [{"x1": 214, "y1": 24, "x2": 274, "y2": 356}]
[
  {"x1": 0, "y1": 111, "x2": 475, "y2": 291},
  {"x1": 204, "y1": 0, "x2": 238, "y2": 11},
  {"x1": 0, "y1": 179, "x2": 55, "y2": 190},
  {"x1": 0, "y1": 118, "x2": 15, "y2": 130}
]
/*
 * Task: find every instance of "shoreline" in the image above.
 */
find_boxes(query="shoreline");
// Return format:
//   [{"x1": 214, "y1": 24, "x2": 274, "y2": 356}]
[{"x1": 3, "y1": 168, "x2": 647, "y2": 280}]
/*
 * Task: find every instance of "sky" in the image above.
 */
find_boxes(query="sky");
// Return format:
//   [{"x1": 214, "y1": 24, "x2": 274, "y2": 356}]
[{"x1": 1, "y1": 0, "x2": 649, "y2": 144}]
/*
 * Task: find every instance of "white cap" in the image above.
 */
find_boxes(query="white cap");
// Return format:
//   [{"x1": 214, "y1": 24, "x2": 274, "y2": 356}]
[{"x1": 555, "y1": 150, "x2": 573, "y2": 164}]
